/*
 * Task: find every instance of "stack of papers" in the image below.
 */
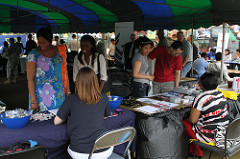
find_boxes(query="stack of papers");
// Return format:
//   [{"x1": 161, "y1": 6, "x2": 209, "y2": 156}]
[
  {"x1": 155, "y1": 101, "x2": 178, "y2": 108},
  {"x1": 137, "y1": 98, "x2": 160, "y2": 104},
  {"x1": 134, "y1": 98, "x2": 180, "y2": 115},
  {"x1": 137, "y1": 98, "x2": 178, "y2": 108}
]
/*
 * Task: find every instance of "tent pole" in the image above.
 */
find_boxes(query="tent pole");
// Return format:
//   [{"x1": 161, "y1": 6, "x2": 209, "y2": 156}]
[
  {"x1": 77, "y1": 23, "x2": 79, "y2": 52},
  {"x1": 17, "y1": 0, "x2": 19, "y2": 17},
  {"x1": 48, "y1": 0, "x2": 50, "y2": 12},
  {"x1": 191, "y1": 15, "x2": 194, "y2": 77},
  {"x1": 102, "y1": 33, "x2": 107, "y2": 56},
  {"x1": 220, "y1": 23, "x2": 225, "y2": 83}
]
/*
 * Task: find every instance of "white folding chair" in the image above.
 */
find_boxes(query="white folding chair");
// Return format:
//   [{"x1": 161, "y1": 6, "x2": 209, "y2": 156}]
[{"x1": 88, "y1": 126, "x2": 136, "y2": 159}]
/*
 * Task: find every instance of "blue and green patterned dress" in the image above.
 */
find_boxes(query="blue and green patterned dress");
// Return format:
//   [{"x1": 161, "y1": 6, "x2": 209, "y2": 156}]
[{"x1": 26, "y1": 49, "x2": 65, "y2": 111}]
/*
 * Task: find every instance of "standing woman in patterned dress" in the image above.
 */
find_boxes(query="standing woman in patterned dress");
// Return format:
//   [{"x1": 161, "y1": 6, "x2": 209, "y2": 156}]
[{"x1": 26, "y1": 27, "x2": 70, "y2": 112}]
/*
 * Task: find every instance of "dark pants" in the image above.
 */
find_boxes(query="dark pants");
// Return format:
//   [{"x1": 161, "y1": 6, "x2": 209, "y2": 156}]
[
  {"x1": 0, "y1": 56, "x2": 7, "y2": 76},
  {"x1": 131, "y1": 81, "x2": 149, "y2": 97},
  {"x1": 67, "y1": 51, "x2": 78, "y2": 63}
]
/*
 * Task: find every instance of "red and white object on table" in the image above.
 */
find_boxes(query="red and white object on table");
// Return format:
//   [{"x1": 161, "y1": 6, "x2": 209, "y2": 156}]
[{"x1": 232, "y1": 77, "x2": 240, "y2": 91}]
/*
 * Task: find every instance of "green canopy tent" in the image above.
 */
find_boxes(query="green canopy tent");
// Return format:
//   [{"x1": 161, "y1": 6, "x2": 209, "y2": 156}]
[
  {"x1": 0, "y1": 0, "x2": 239, "y2": 33},
  {"x1": 0, "y1": 0, "x2": 239, "y2": 82}
]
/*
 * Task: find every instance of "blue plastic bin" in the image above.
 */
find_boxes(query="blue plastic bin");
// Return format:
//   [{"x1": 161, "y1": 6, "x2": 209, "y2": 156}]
[
  {"x1": 0, "y1": 113, "x2": 31, "y2": 129},
  {"x1": 108, "y1": 95, "x2": 123, "y2": 110}
]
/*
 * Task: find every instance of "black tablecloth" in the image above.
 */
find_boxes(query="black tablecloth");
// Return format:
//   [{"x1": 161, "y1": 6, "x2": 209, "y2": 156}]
[{"x1": 0, "y1": 109, "x2": 136, "y2": 159}]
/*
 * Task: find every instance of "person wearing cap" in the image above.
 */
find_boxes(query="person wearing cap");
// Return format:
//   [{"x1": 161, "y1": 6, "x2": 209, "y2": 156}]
[
  {"x1": 3, "y1": 38, "x2": 20, "y2": 84},
  {"x1": 26, "y1": 27, "x2": 70, "y2": 112}
]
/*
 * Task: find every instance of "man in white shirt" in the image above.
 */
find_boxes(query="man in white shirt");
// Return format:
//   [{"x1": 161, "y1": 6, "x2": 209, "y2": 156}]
[
  {"x1": 68, "y1": 34, "x2": 80, "y2": 63},
  {"x1": 52, "y1": 36, "x2": 59, "y2": 46},
  {"x1": 206, "y1": 52, "x2": 232, "y2": 83}
]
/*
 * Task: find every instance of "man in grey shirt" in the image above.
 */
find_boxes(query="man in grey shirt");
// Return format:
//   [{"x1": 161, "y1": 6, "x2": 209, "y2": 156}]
[
  {"x1": 157, "y1": 29, "x2": 170, "y2": 48},
  {"x1": 68, "y1": 34, "x2": 80, "y2": 63},
  {"x1": 177, "y1": 31, "x2": 192, "y2": 77}
]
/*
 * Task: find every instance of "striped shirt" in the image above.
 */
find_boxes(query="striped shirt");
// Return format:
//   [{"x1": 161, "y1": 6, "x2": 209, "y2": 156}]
[{"x1": 192, "y1": 90, "x2": 230, "y2": 143}]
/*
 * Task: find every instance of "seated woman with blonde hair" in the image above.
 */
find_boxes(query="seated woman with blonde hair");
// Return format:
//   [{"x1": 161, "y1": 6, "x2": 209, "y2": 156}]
[{"x1": 54, "y1": 67, "x2": 112, "y2": 159}]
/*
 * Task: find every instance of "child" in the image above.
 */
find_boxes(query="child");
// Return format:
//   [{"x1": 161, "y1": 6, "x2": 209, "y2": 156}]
[{"x1": 54, "y1": 67, "x2": 113, "y2": 159}]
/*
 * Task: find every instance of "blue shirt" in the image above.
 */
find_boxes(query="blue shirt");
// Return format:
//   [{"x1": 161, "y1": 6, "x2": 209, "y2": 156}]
[
  {"x1": 207, "y1": 52, "x2": 216, "y2": 60},
  {"x1": 193, "y1": 57, "x2": 209, "y2": 77}
]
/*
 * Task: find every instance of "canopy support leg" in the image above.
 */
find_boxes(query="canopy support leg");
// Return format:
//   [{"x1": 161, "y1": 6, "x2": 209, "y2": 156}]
[
  {"x1": 220, "y1": 23, "x2": 225, "y2": 83},
  {"x1": 191, "y1": 15, "x2": 194, "y2": 78}
]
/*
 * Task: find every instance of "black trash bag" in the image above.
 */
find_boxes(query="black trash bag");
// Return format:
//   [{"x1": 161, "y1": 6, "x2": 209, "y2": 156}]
[
  {"x1": 136, "y1": 108, "x2": 190, "y2": 159},
  {"x1": 226, "y1": 98, "x2": 240, "y2": 121}
]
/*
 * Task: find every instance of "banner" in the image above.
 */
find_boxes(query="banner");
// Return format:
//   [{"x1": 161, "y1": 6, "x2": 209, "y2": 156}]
[
  {"x1": 0, "y1": 35, "x2": 27, "y2": 53},
  {"x1": 114, "y1": 22, "x2": 134, "y2": 65},
  {"x1": 228, "y1": 40, "x2": 239, "y2": 54},
  {"x1": 216, "y1": 33, "x2": 229, "y2": 53},
  {"x1": 147, "y1": 30, "x2": 157, "y2": 40}
]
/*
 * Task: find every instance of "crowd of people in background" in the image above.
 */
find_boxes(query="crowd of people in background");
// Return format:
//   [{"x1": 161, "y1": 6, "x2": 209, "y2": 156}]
[
  {"x1": 0, "y1": 34, "x2": 37, "y2": 83},
  {"x1": 1, "y1": 29, "x2": 238, "y2": 89},
  {"x1": 0, "y1": 30, "x2": 240, "y2": 87}
]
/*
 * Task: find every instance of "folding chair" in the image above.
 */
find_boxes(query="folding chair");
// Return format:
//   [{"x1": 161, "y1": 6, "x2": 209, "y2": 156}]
[
  {"x1": 0, "y1": 145, "x2": 48, "y2": 159},
  {"x1": 88, "y1": 126, "x2": 136, "y2": 159},
  {"x1": 192, "y1": 117, "x2": 240, "y2": 159}
]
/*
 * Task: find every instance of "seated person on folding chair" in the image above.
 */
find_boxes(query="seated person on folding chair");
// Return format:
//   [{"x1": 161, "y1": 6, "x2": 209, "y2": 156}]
[
  {"x1": 193, "y1": 52, "x2": 209, "y2": 78},
  {"x1": 206, "y1": 52, "x2": 232, "y2": 84},
  {"x1": 54, "y1": 67, "x2": 113, "y2": 159},
  {"x1": 183, "y1": 72, "x2": 231, "y2": 157}
]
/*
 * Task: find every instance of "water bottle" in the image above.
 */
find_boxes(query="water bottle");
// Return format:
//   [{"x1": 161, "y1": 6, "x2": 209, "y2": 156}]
[{"x1": 235, "y1": 65, "x2": 238, "y2": 73}]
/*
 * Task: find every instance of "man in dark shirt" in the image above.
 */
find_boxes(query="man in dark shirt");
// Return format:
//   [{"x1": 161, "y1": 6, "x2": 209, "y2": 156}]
[
  {"x1": 25, "y1": 34, "x2": 37, "y2": 55},
  {"x1": 123, "y1": 33, "x2": 137, "y2": 70},
  {"x1": 187, "y1": 35, "x2": 199, "y2": 62},
  {"x1": 16, "y1": 37, "x2": 24, "y2": 55}
]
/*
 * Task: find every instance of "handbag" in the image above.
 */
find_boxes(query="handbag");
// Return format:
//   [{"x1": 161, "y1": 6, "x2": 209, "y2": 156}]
[
  {"x1": 0, "y1": 140, "x2": 39, "y2": 154},
  {"x1": 0, "y1": 140, "x2": 48, "y2": 159},
  {"x1": 96, "y1": 53, "x2": 110, "y2": 93}
]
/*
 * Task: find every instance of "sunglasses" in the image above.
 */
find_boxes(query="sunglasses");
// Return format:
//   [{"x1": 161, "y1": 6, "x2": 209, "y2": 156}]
[{"x1": 141, "y1": 41, "x2": 153, "y2": 44}]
